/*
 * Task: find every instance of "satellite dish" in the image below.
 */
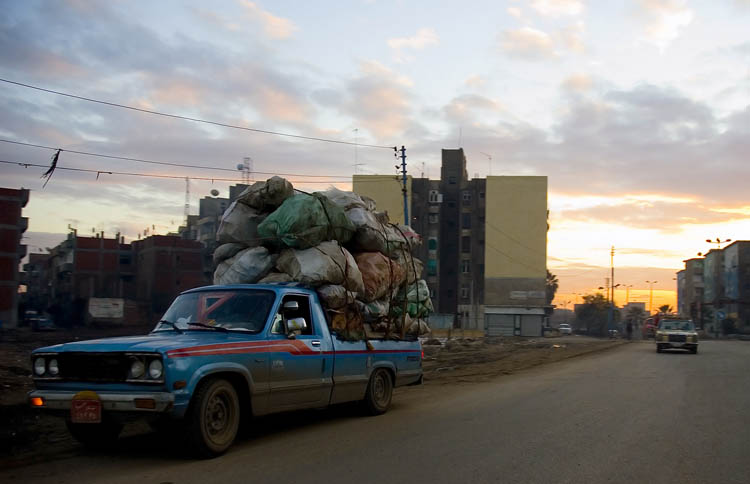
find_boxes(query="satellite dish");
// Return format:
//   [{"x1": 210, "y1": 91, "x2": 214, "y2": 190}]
[{"x1": 210, "y1": 189, "x2": 220, "y2": 197}]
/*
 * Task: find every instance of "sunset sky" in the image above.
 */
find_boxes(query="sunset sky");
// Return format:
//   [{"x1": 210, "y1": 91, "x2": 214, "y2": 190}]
[{"x1": 2, "y1": 0, "x2": 750, "y2": 310}]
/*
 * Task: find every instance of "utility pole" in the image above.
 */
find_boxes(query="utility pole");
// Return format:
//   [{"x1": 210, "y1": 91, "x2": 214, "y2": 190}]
[
  {"x1": 184, "y1": 177, "x2": 190, "y2": 225},
  {"x1": 610, "y1": 246, "x2": 615, "y2": 305},
  {"x1": 398, "y1": 146, "x2": 408, "y2": 225},
  {"x1": 646, "y1": 280, "x2": 658, "y2": 314}
]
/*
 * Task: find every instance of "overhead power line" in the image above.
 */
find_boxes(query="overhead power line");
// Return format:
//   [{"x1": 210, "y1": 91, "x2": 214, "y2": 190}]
[
  {"x1": 0, "y1": 138, "x2": 351, "y2": 179},
  {"x1": 0, "y1": 158, "x2": 398, "y2": 185},
  {"x1": 0, "y1": 77, "x2": 395, "y2": 150}
]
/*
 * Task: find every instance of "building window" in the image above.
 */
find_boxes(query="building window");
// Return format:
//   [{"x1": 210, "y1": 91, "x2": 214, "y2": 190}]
[
  {"x1": 462, "y1": 213, "x2": 471, "y2": 229},
  {"x1": 429, "y1": 288, "x2": 436, "y2": 298},
  {"x1": 429, "y1": 213, "x2": 439, "y2": 224},
  {"x1": 449, "y1": 176, "x2": 457, "y2": 184},
  {"x1": 479, "y1": 192, "x2": 485, "y2": 199},
  {"x1": 460, "y1": 285, "x2": 469, "y2": 299},
  {"x1": 461, "y1": 260, "x2": 470, "y2": 273},
  {"x1": 427, "y1": 259, "x2": 437, "y2": 276},
  {"x1": 428, "y1": 190, "x2": 440, "y2": 203},
  {"x1": 428, "y1": 237, "x2": 438, "y2": 250},
  {"x1": 461, "y1": 236, "x2": 471, "y2": 253},
  {"x1": 462, "y1": 191, "x2": 471, "y2": 202},
  {"x1": 448, "y1": 201, "x2": 455, "y2": 208}
]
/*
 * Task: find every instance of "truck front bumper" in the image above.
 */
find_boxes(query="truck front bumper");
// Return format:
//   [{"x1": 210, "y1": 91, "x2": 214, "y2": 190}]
[{"x1": 29, "y1": 390, "x2": 174, "y2": 413}]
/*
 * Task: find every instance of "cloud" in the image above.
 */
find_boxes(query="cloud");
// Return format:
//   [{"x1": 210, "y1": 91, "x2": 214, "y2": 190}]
[
  {"x1": 239, "y1": 1, "x2": 297, "y2": 39},
  {"x1": 507, "y1": 7, "x2": 523, "y2": 18},
  {"x1": 562, "y1": 73, "x2": 593, "y2": 92},
  {"x1": 500, "y1": 22, "x2": 585, "y2": 59},
  {"x1": 443, "y1": 94, "x2": 505, "y2": 120},
  {"x1": 500, "y1": 27, "x2": 556, "y2": 59},
  {"x1": 635, "y1": 0, "x2": 693, "y2": 49},
  {"x1": 464, "y1": 75, "x2": 486, "y2": 88},
  {"x1": 530, "y1": 0, "x2": 584, "y2": 16},
  {"x1": 387, "y1": 28, "x2": 439, "y2": 50}
]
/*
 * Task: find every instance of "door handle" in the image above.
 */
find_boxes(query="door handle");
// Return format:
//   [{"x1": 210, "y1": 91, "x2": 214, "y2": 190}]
[
  {"x1": 311, "y1": 340, "x2": 321, "y2": 347},
  {"x1": 254, "y1": 358, "x2": 264, "y2": 363}
]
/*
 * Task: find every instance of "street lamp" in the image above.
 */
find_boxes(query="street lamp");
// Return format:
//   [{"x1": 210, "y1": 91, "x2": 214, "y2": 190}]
[
  {"x1": 706, "y1": 238, "x2": 732, "y2": 250},
  {"x1": 622, "y1": 284, "x2": 634, "y2": 304},
  {"x1": 646, "y1": 280, "x2": 658, "y2": 314}
]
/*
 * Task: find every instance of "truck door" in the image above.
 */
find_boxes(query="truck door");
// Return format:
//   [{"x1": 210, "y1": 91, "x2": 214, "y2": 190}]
[{"x1": 267, "y1": 294, "x2": 330, "y2": 409}]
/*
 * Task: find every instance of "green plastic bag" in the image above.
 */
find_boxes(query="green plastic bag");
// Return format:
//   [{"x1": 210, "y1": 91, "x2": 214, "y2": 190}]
[{"x1": 258, "y1": 193, "x2": 356, "y2": 249}]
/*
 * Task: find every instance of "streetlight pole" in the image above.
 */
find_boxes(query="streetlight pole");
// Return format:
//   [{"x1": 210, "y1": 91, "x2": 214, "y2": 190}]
[
  {"x1": 646, "y1": 280, "x2": 658, "y2": 314},
  {"x1": 706, "y1": 237, "x2": 732, "y2": 250}
]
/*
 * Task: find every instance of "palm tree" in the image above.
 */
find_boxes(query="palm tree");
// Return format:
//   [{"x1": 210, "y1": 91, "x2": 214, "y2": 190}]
[
  {"x1": 658, "y1": 304, "x2": 673, "y2": 314},
  {"x1": 546, "y1": 270, "x2": 559, "y2": 305}
]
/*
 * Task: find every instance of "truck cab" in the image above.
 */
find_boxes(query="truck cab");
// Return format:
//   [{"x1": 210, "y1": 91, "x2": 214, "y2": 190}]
[{"x1": 29, "y1": 284, "x2": 422, "y2": 457}]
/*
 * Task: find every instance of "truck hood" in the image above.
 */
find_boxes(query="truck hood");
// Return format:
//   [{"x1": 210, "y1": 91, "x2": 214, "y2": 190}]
[{"x1": 32, "y1": 331, "x2": 266, "y2": 355}]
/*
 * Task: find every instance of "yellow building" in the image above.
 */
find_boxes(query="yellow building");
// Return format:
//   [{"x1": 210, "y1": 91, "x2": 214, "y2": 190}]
[
  {"x1": 484, "y1": 176, "x2": 548, "y2": 336},
  {"x1": 352, "y1": 175, "x2": 411, "y2": 225}
]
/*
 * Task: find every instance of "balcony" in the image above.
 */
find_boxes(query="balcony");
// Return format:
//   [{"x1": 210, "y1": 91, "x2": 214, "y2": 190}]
[
  {"x1": 18, "y1": 244, "x2": 27, "y2": 259},
  {"x1": 18, "y1": 217, "x2": 28, "y2": 233}
]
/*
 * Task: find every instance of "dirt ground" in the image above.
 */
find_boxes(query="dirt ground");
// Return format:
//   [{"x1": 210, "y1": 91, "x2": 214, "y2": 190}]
[{"x1": 0, "y1": 327, "x2": 624, "y2": 468}]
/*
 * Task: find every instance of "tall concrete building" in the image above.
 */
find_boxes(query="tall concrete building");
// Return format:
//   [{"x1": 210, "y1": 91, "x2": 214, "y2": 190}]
[
  {"x1": 353, "y1": 148, "x2": 548, "y2": 336},
  {"x1": 0, "y1": 187, "x2": 29, "y2": 328}
]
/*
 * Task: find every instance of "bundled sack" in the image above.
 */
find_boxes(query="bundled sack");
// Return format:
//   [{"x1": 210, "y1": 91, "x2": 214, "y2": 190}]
[
  {"x1": 327, "y1": 306, "x2": 365, "y2": 341},
  {"x1": 356, "y1": 299, "x2": 390, "y2": 323},
  {"x1": 355, "y1": 252, "x2": 406, "y2": 302},
  {"x1": 258, "y1": 193, "x2": 356, "y2": 249},
  {"x1": 393, "y1": 252, "x2": 424, "y2": 284},
  {"x1": 213, "y1": 243, "x2": 247, "y2": 265},
  {"x1": 258, "y1": 272, "x2": 293, "y2": 284},
  {"x1": 236, "y1": 176, "x2": 294, "y2": 212},
  {"x1": 213, "y1": 247, "x2": 277, "y2": 285},
  {"x1": 391, "y1": 279, "x2": 434, "y2": 319},
  {"x1": 318, "y1": 187, "x2": 368, "y2": 211},
  {"x1": 216, "y1": 201, "x2": 266, "y2": 245},
  {"x1": 276, "y1": 241, "x2": 365, "y2": 293},
  {"x1": 317, "y1": 284, "x2": 357, "y2": 309},
  {"x1": 349, "y1": 217, "x2": 419, "y2": 257},
  {"x1": 401, "y1": 314, "x2": 430, "y2": 336}
]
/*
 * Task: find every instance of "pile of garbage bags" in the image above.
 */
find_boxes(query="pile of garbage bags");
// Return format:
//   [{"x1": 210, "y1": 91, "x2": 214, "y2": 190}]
[{"x1": 213, "y1": 177, "x2": 432, "y2": 340}]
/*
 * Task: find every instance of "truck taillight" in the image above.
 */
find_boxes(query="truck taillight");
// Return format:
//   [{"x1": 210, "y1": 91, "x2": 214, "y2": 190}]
[{"x1": 421, "y1": 349, "x2": 424, "y2": 360}]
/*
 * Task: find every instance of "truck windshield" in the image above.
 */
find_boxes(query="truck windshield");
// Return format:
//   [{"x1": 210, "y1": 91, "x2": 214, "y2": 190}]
[
  {"x1": 659, "y1": 320, "x2": 694, "y2": 331},
  {"x1": 155, "y1": 289, "x2": 275, "y2": 333}
]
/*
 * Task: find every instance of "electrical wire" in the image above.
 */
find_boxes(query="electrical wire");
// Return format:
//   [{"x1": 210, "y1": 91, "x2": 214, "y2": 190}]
[
  {"x1": 485, "y1": 240, "x2": 546, "y2": 274},
  {"x1": 0, "y1": 138, "x2": 351, "y2": 179},
  {"x1": 485, "y1": 220, "x2": 547, "y2": 258},
  {"x1": 0, "y1": 158, "x2": 399, "y2": 185},
  {"x1": 0, "y1": 78, "x2": 396, "y2": 150}
]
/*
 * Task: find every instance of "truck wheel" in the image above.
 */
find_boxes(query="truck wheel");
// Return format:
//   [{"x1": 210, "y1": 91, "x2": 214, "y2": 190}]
[
  {"x1": 184, "y1": 378, "x2": 240, "y2": 457},
  {"x1": 363, "y1": 368, "x2": 393, "y2": 416},
  {"x1": 656, "y1": 345, "x2": 662, "y2": 353},
  {"x1": 66, "y1": 419, "x2": 122, "y2": 449},
  {"x1": 691, "y1": 347, "x2": 698, "y2": 354}
]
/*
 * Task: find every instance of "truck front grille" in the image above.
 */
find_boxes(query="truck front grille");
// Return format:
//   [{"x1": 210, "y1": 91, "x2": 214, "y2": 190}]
[{"x1": 58, "y1": 352, "x2": 130, "y2": 382}]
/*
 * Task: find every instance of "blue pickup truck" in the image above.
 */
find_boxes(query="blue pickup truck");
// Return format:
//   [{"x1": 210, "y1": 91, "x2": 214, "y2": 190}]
[{"x1": 29, "y1": 284, "x2": 423, "y2": 457}]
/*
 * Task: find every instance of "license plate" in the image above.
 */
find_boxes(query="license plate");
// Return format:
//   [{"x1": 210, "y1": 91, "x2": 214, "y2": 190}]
[{"x1": 71, "y1": 397, "x2": 101, "y2": 423}]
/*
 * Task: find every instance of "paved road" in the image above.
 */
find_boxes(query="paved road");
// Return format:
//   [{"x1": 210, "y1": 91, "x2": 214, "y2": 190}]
[{"x1": 3, "y1": 340, "x2": 750, "y2": 484}]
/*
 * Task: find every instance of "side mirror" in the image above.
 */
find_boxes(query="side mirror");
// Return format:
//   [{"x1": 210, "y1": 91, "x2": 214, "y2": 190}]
[
  {"x1": 283, "y1": 301, "x2": 299, "y2": 313},
  {"x1": 286, "y1": 317, "x2": 307, "y2": 337}
]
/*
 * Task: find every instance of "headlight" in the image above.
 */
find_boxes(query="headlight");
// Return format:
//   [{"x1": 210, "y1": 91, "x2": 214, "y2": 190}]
[
  {"x1": 34, "y1": 357, "x2": 46, "y2": 376},
  {"x1": 130, "y1": 359, "x2": 145, "y2": 379},
  {"x1": 48, "y1": 358, "x2": 59, "y2": 376},
  {"x1": 148, "y1": 359, "x2": 163, "y2": 380}
]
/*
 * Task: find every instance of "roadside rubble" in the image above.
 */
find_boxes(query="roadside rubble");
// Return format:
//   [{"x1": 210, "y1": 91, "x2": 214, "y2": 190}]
[{"x1": 213, "y1": 177, "x2": 432, "y2": 340}]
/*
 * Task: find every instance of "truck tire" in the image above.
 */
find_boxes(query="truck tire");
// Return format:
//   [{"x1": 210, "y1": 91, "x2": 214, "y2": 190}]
[
  {"x1": 66, "y1": 418, "x2": 122, "y2": 449},
  {"x1": 656, "y1": 345, "x2": 662, "y2": 353},
  {"x1": 184, "y1": 378, "x2": 240, "y2": 458},
  {"x1": 363, "y1": 368, "x2": 393, "y2": 416}
]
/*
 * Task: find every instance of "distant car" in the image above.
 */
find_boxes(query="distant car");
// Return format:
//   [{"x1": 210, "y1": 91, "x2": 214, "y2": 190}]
[
  {"x1": 558, "y1": 323, "x2": 572, "y2": 335},
  {"x1": 655, "y1": 319, "x2": 698, "y2": 354}
]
